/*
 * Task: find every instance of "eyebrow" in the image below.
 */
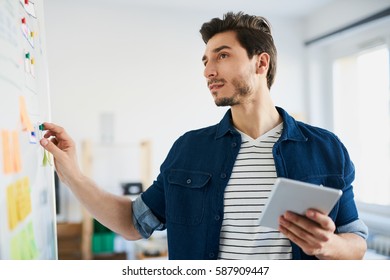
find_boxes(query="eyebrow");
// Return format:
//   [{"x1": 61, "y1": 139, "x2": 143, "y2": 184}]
[{"x1": 202, "y1": 45, "x2": 232, "y2": 62}]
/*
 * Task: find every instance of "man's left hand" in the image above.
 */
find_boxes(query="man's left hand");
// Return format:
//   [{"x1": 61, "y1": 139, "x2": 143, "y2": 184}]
[{"x1": 278, "y1": 209, "x2": 336, "y2": 259}]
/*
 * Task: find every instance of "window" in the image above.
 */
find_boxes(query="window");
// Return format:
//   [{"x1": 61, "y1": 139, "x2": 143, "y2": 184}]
[
  {"x1": 332, "y1": 46, "x2": 390, "y2": 206},
  {"x1": 306, "y1": 16, "x2": 390, "y2": 254}
]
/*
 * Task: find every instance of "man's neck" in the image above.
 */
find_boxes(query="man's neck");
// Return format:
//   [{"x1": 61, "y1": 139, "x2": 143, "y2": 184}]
[{"x1": 230, "y1": 99, "x2": 282, "y2": 140}]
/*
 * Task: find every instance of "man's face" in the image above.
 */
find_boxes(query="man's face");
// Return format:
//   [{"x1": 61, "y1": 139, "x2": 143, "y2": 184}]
[{"x1": 202, "y1": 31, "x2": 258, "y2": 107}]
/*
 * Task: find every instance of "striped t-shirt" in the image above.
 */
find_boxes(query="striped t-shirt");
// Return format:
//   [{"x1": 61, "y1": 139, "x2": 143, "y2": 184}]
[{"x1": 218, "y1": 123, "x2": 292, "y2": 260}]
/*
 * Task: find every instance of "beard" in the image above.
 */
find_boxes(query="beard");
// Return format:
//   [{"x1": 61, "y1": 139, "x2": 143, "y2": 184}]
[{"x1": 214, "y1": 78, "x2": 251, "y2": 107}]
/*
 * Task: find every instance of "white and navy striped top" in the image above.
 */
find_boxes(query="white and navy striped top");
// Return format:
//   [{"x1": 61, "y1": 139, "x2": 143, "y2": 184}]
[{"x1": 218, "y1": 123, "x2": 292, "y2": 260}]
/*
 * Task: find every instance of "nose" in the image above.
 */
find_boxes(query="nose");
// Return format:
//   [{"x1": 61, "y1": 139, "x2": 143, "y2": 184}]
[{"x1": 204, "y1": 62, "x2": 217, "y2": 79}]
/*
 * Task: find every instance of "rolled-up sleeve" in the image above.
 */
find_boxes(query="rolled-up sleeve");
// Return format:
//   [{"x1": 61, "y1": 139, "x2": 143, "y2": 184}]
[
  {"x1": 337, "y1": 218, "x2": 369, "y2": 240},
  {"x1": 132, "y1": 195, "x2": 166, "y2": 239}
]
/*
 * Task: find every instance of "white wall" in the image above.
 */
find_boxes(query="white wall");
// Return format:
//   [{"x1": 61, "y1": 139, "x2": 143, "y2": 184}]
[{"x1": 43, "y1": 0, "x2": 306, "y2": 220}]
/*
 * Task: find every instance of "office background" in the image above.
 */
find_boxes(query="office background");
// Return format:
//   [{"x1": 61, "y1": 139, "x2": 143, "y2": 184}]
[{"x1": 42, "y1": 0, "x2": 390, "y2": 259}]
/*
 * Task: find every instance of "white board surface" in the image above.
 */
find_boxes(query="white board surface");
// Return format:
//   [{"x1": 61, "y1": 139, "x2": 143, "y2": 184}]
[{"x1": 0, "y1": 0, "x2": 57, "y2": 259}]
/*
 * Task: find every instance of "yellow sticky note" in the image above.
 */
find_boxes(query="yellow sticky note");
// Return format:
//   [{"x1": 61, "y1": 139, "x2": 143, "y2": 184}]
[
  {"x1": 7, "y1": 177, "x2": 33, "y2": 230},
  {"x1": 16, "y1": 179, "x2": 23, "y2": 222},
  {"x1": 7, "y1": 183, "x2": 18, "y2": 230},
  {"x1": 20, "y1": 177, "x2": 32, "y2": 219},
  {"x1": 15, "y1": 177, "x2": 32, "y2": 222}
]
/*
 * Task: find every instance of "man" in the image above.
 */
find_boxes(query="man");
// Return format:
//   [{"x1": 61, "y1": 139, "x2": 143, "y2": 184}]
[{"x1": 40, "y1": 12, "x2": 368, "y2": 260}]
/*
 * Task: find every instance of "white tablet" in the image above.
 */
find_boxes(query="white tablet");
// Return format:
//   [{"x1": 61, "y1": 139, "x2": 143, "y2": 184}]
[{"x1": 259, "y1": 178, "x2": 342, "y2": 229}]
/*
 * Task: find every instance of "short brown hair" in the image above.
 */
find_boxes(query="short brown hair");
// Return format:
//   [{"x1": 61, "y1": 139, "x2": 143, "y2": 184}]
[{"x1": 200, "y1": 12, "x2": 277, "y2": 89}]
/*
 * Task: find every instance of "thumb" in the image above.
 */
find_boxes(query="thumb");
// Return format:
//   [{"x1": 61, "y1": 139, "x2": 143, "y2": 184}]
[{"x1": 40, "y1": 138, "x2": 62, "y2": 158}]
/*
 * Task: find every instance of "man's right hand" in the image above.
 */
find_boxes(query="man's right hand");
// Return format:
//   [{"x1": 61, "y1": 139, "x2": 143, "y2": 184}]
[
  {"x1": 40, "y1": 122, "x2": 142, "y2": 240},
  {"x1": 40, "y1": 122, "x2": 83, "y2": 186}
]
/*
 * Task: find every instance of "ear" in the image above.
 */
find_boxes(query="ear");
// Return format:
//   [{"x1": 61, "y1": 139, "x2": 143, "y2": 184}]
[{"x1": 256, "y1": 52, "x2": 270, "y2": 75}]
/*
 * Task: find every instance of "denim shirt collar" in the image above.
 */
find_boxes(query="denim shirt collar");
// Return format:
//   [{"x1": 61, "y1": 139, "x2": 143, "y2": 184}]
[
  {"x1": 215, "y1": 106, "x2": 308, "y2": 142},
  {"x1": 215, "y1": 109, "x2": 236, "y2": 139}
]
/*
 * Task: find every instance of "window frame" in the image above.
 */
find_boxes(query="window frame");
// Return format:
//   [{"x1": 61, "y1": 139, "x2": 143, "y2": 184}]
[{"x1": 305, "y1": 16, "x2": 390, "y2": 235}]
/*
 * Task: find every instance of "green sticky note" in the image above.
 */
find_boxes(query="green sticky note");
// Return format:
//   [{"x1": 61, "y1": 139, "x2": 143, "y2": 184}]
[
  {"x1": 42, "y1": 150, "x2": 48, "y2": 166},
  {"x1": 11, "y1": 234, "x2": 22, "y2": 260},
  {"x1": 27, "y1": 222, "x2": 39, "y2": 259}
]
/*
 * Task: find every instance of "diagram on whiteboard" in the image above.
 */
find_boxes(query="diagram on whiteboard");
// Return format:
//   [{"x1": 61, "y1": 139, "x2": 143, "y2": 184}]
[{"x1": 0, "y1": 0, "x2": 57, "y2": 259}]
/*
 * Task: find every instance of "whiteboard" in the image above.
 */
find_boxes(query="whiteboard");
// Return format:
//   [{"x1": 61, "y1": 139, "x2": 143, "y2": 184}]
[{"x1": 0, "y1": 0, "x2": 57, "y2": 259}]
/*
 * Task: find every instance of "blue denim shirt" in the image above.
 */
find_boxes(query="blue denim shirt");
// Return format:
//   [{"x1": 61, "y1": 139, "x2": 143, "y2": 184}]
[{"x1": 134, "y1": 107, "x2": 368, "y2": 260}]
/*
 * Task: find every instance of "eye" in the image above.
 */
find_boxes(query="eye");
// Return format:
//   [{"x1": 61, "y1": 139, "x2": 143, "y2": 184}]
[{"x1": 218, "y1": 53, "x2": 229, "y2": 60}]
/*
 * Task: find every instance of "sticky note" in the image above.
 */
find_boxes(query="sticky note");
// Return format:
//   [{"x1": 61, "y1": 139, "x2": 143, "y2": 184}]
[
  {"x1": 42, "y1": 150, "x2": 49, "y2": 166},
  {"x1": 20, "y1": 177, "x2": 32, "y2": 220},
  {"x1": 10, "y1": 222, "x2": 39, "y2": 260},
  {"x1": 42, "y1": 150, "x2": 52, "y2": 167},
  {"x1": 29, "y1": 131, "x2": 37, "y2": 144},
  {"x1": 19, "y1": 96, "x2": 34, "y2": 132},
  {"x1": 7, "y1": 177, "x2": 32, "y2": 230},
  {"x1": 1, "y1": 130, "x2": 23, "y2": 174},
  {"x1": 12, "y1": 131, "x2": 22, "y2": 173},
  {"x1": 10, "y1": 233, "x2": 22, "y2": 260},
  {"x1": 26, "y1": 222, "x2": 39, "y2": 259},
  {"x1": 7, "y1": 183, "x2": 18, "y2": 230},
  {"x1": 30, "y1": 57, "x2": 35, "y2": 77},
  {"x1": 1, "y1": 130, "x2": 13, "y2": 174}
]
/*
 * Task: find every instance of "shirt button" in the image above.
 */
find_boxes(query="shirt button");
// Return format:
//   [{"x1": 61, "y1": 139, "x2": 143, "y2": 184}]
[
  {"x1": 186, "y1": 179, "x2": 191, "y2": 184},
  {"x1": 214, "y1": 215, "x2": 220, "y2": 221},
  {"x1": 220, "y1": 173, "x2": 227, "y2": 179},
  {"x1": 209, "y1": 252, "x2": 215, "y2": 258},
  {"x1": 231, "y1": 142, "x2": 237, "y2": 148}
]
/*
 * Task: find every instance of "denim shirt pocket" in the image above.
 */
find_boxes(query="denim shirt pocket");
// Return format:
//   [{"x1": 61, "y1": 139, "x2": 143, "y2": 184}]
[{"x1": 167, "y1": 169, "x2": 211, "y2": 225}]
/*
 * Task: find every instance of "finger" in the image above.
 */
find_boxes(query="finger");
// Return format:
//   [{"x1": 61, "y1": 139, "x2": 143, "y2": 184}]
[
  {"x1": 42, "y1": 122, "x2": 64, "y2": 133},
  {"x1": 279, "y1": 214, "x2": 315, "y2": 241},
  {"x1": 279, "y1": 223, "x2": 321, "y2": 256},
  {"x1": 40, "y1": 137, "x2": 63, "y2": 158},
  {"x1": 282, "y1": 212, "x2": 331, "y2": 243},
  {"x1": 51, "y1": 137, "x2": 59, "y2": 146},
  {"x1": 306, "y1": 209, "x2": 335, "y2": 231},
  {"x1": 280, "y1": 211, "x2": 327, "y2": 243},
  {"x1": 279, "y1": 222, "x2": 309, "y2": 247},
  {"x1": 42, "y1": 122, "x2": 70, "y2": 140},
  {"x1": 283, "y1": 211, "x2": 316, "y2": 229}
]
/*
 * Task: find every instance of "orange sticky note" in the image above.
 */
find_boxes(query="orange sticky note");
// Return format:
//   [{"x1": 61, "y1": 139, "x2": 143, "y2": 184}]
[
  {"x1": 12, "y1": 131, "x2": 22, "y2": 173},
  {"x1": 19, "y1": 96, "x2": 34, "y2": 132},
  {"x1": 1, "y1": 130, "x2": 22, "y2": 174},
  {"x1": 1, "y1": 130, "x2": 13, "y2": 174}
]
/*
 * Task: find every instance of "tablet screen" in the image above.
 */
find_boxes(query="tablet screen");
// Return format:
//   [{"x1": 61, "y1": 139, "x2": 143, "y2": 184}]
[{"x1": 259, "y1": 178, "x2": 342, "y2": 229}]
